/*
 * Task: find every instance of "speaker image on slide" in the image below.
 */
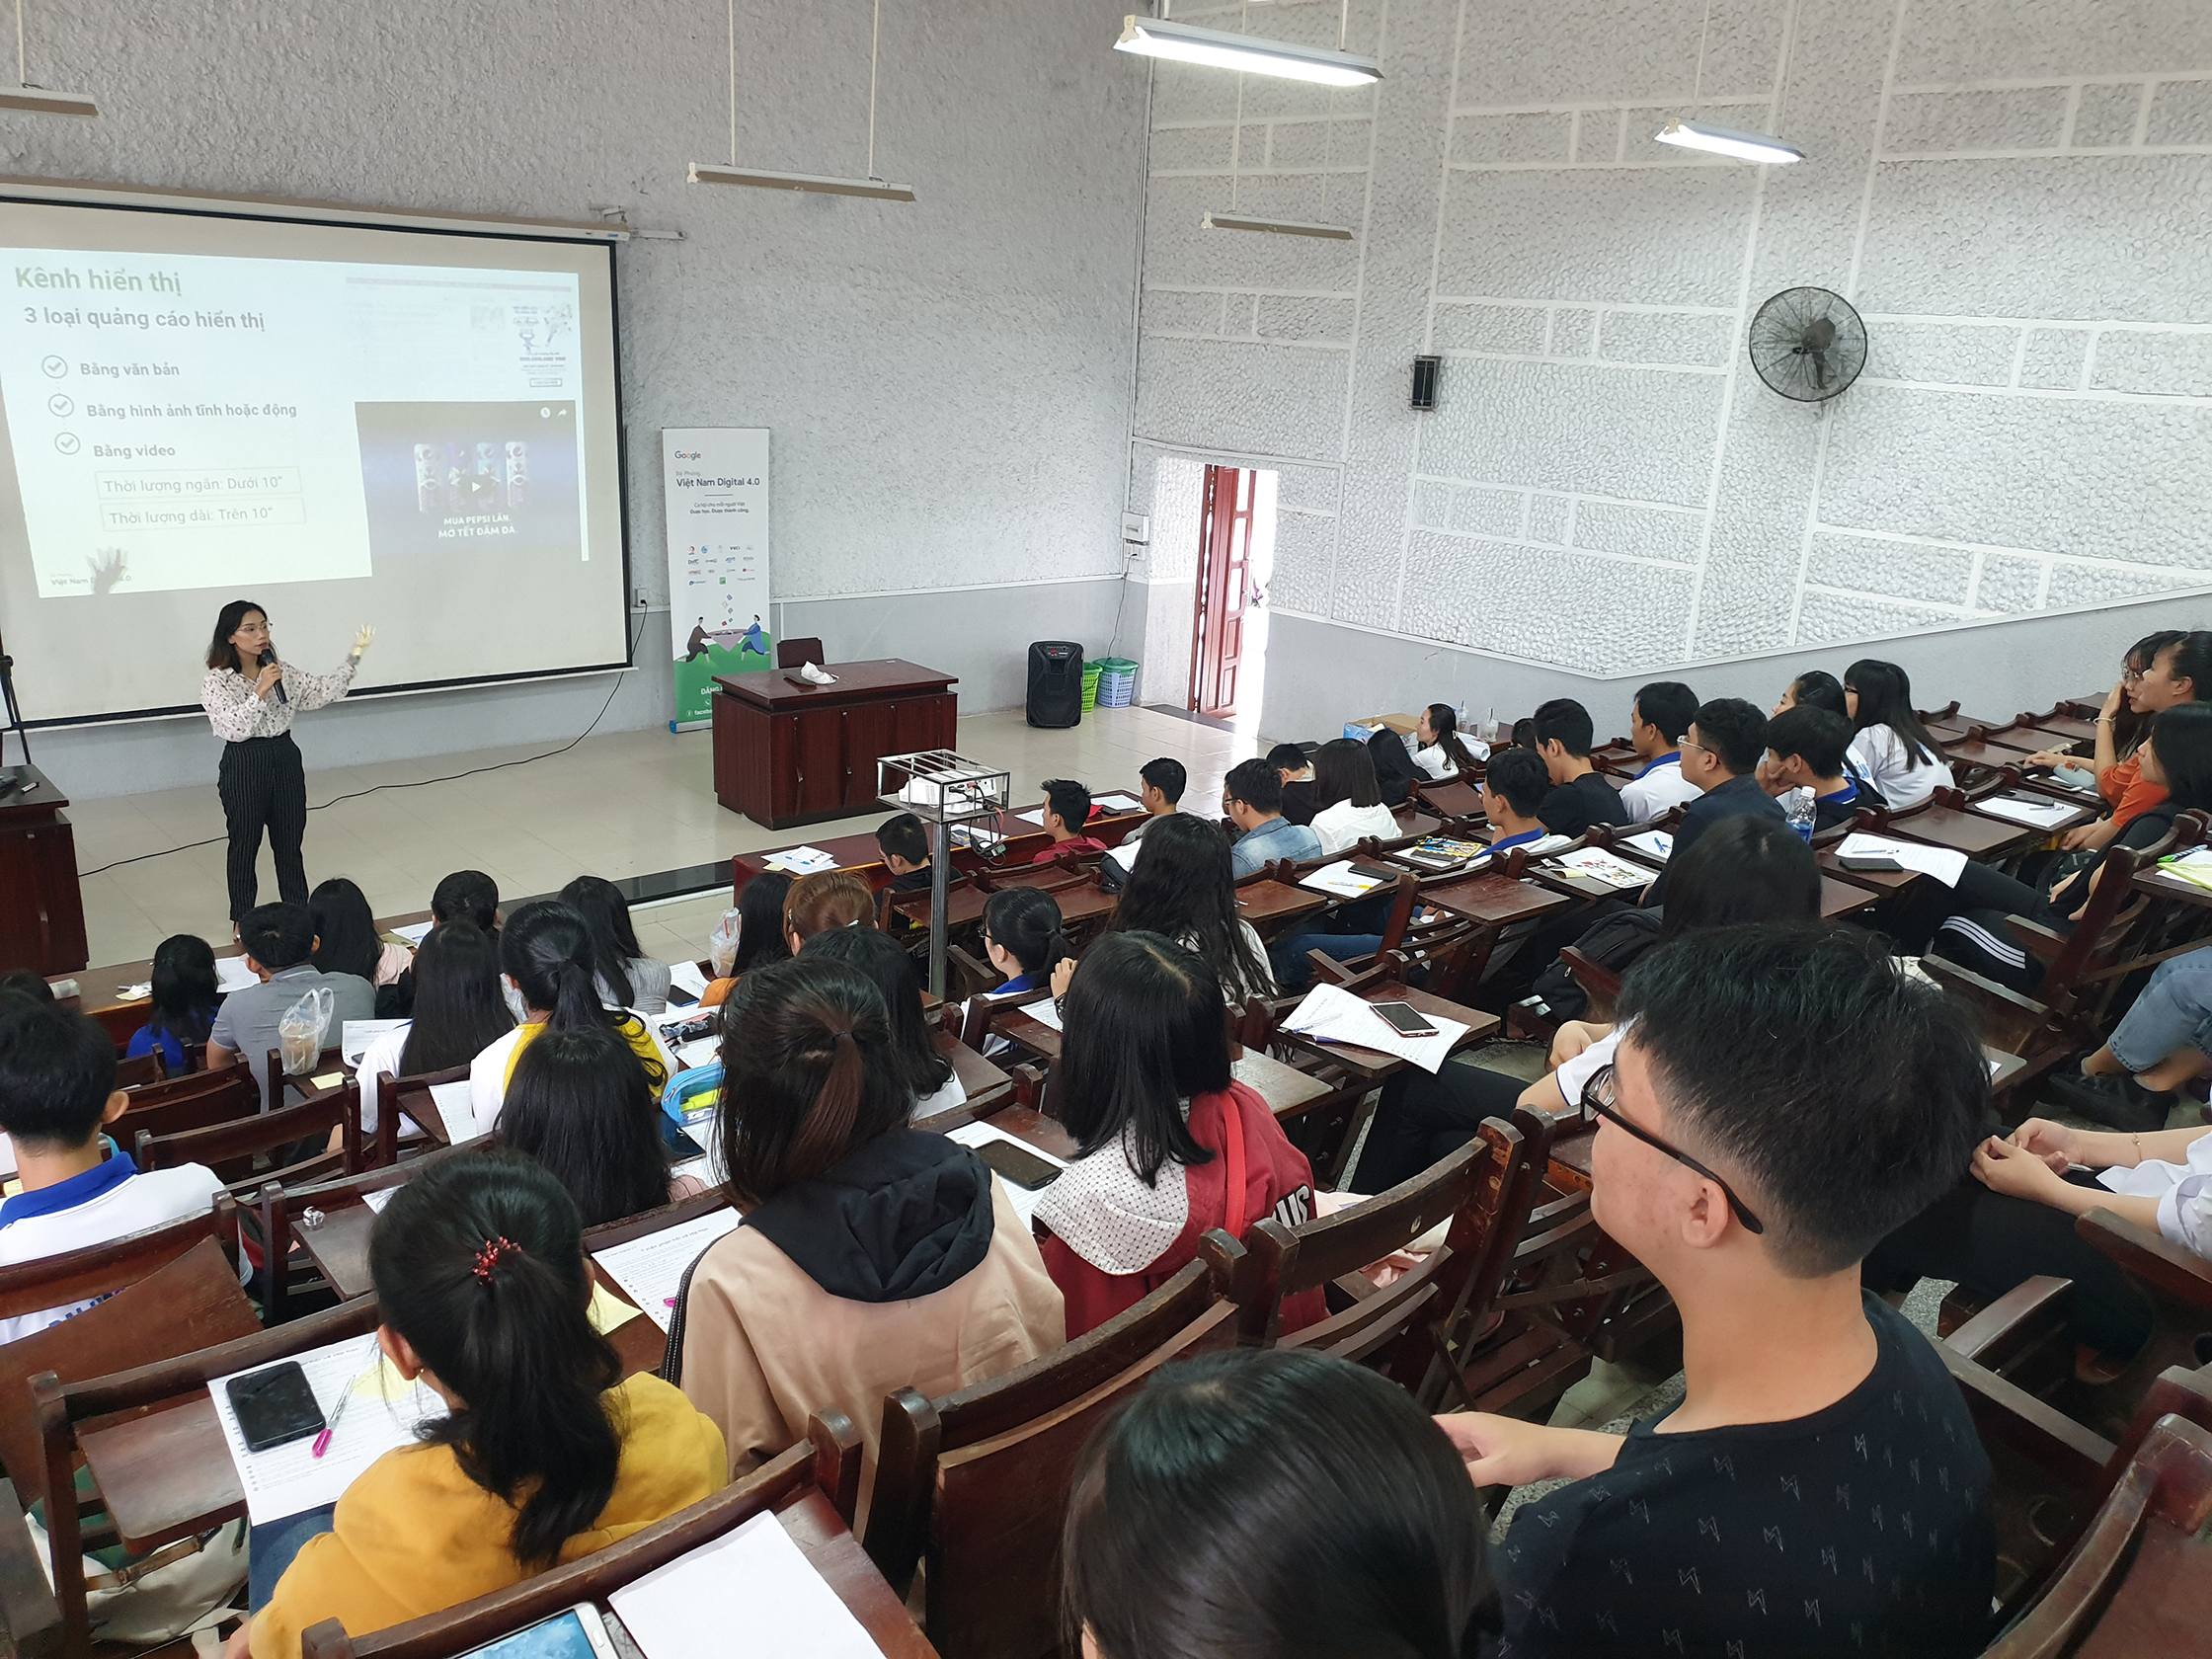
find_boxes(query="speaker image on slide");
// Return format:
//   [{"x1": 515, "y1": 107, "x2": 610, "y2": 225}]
[{"x1": 1026, "y1": 641, "x2": 1084, "y2": 729}]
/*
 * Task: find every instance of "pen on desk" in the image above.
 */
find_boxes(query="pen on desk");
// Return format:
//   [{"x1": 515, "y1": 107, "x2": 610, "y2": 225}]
[{"x1": 311, "y1": 1386, "x2": 352, "y2": 1459}]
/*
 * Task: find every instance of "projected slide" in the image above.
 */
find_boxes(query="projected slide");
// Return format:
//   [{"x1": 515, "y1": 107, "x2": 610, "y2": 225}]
[
  {"x1": 2, "y1": 248, "x2": 588, "y2": 595},
  {"x1": 0, "y1": 199, "x2": 627, "y2": 724}
]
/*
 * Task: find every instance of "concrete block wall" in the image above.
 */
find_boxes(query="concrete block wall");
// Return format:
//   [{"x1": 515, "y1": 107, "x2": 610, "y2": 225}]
[{"x1": 1124, "y1": 0, "x2": 2212, "y2": 733}]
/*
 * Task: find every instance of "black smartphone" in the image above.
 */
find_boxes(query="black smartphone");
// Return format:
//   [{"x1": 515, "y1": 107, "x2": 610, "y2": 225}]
[
  {"x1": 1347, "y1": 861, "x2": 1399, "y2": 885},
  {"x1": 226, "y1": 1361, "x2": 327, "y2": 1453},
  {"x1": 974, "y1": 1139, "x2": 1064, "y2": 1191},
  {"x1": 1839, "y1": 852, "x2": 1906, "y2": 873},
  {"x1": 665, "y1": 983, "x2": 701, "y2": 1009},
  {"x1": 1372, "y1": 999, "x2": 1440, "y2": 1039},
  {"x1": 667, "y1": 1012, "x2": 719, "y2": 1046}
]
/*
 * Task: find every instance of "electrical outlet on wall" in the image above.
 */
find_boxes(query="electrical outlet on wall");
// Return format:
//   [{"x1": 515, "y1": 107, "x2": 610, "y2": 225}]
[{"x1": 1122, "y1": 511, "x2": 1151, "y2": 548}]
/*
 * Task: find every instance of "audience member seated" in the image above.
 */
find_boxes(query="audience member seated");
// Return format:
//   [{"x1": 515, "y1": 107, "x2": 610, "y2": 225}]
[
  {"x1": 1121, "y1": 756, "x2": 1187, "y2": 845},
  {"x1": 978, "y1": 887, "x2": 1066, "y2": 996},
  {"x1": 0, "y1": 969, "x2": 55, "y2": 1003},
  {"x1": 1618, "y1": 679, "x2": 1700, "y2": 823},
  {"x1": 1362, "y1": 818, "x2": 1821, "y2": 1188},
  {"x1": 560, "y1": 874, "x2": 673, "y2": 1015},
  {"x1": 499, "y1": 1024, "x2": 703, "y2": 1225},
  {"x1": 675, "y1": 958, "x2": 1063, "y2": 1503},
  {"x1": 1064, "y1": 1349, "x2": 1500, "y2": 1659},
  {"x1": 1031, "y1": 776, "x2": 1109, "y2": 866},
  {"x1": 781, "y1": 869, "x2": 877, "y2": 953},
  {"x1": 0, "y1": 997, "x2": 224, "y2": 1344},
  {"x1": 1884, "y1": 703, "x2": 2212, "y2": 998},
  {"x1": 309, "y1": 876, "x2": 412, "y2": 997},
  {"x1": 2026, "y1": 628, "x2": 2211, "y2": 854},
  {"x1": 353, "y1": 920, "x2": 514, "y2": 1144},
  {"x1": 1100, "y1": 813, "x2": 1276, "y2": 1001},
  {"x1": 1531, "y1": 697, "x2": 1627, "y2": 836},
  {"x1": 1034, "y1": 933, "x2": 1320, "y2": 1337},
  {"x1": 1268, "y1": 742, "x2": 1317, "y2": 826},
  {"x1": 800, "y1": 925, "x2": 965, "y2": 1119},
  {"x1": 1772, "y1": 669, "x2": 1847, "y2": 717},
  {"x1": 1440, "y1": 923, "x2": 1994, "y2": 1659},
  {"x1": 242, "y1": 1150, "x2": 727, "y2": 1659},
  {"x1": 699, "y1": 871, "x2": 793, "y2": 1011},
  {"x1": 874, "y1": 811, "x2": 934, "y2": 893},
  {"x1": 1761, "y1": 704, "x2": 1863, "y2": 831},
  {"x1": 125, "y1": 933, "x2": 221, "y2": 1075},
  {"x1": 387, "y1": 868, "x2": 504, "y2": 1018},
  {"x1": 1474, "y1": 747, "x2": 1563, "y2": 859},
  {"x1": 208, "y1": 902, "x2": 378, "y2": 1110},
  {"x1": 469, "y1": 901, "x2": 673, "y2": 1137},
  {"x1": 2053, "y1": 941, "x2": 2212, "y2": 1127},
  {"x1": 1844, "y1": 658, "x2": 1953, "y2": 810},
  {"x1": 1367, "y1": 725, "x2": 1423, "y2": 806},
  {"x1": 1306, "y1": 737, "x2": 1400, "y2": 855},
  {"x1": 1644, "y1": 697, "x2": 1781, "y2": 906},
  {"x1": 1413, "y1": 701, "x2": 1486, "y2": 780},
  {"x1": 1223, "y1": 756, "x2": 1322, "y2": 879}
]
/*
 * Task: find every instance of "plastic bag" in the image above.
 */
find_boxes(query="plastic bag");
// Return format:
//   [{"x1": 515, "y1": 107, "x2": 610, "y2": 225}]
[
  {"x1": 277, "y1": 984, "x2": 337, "y2": 1074},
  {"x1": 707, "y1": 908, "x2": 743, "y2": 979}
]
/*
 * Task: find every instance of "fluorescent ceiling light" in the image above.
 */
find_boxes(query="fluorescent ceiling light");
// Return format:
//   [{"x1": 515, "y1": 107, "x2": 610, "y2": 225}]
[
  {"x1": 0, "y1": 85, "x2": 95, "y2": 116},
  {"x1": 686, "y1": 164, "x2": 915, "y2": 201},
  {"x1": 1115, "y1": 15, "x2": 1381, "y2": 87},
  {"x1": 1202, "y1": 211, "x2": 1353, "y2": 241},
  {"x1": 1653, "y1": 117, "x2": 1802, "y2": 165}
]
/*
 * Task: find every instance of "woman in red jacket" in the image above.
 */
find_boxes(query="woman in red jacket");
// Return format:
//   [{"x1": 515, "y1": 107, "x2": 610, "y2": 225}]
[{"x1": 1033, "y1": 931, "x2": 1323, "y2": 1337}]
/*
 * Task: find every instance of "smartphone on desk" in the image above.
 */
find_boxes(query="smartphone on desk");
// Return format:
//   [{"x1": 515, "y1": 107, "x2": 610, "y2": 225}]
[
  {"x1": 1371, "y1": 999, "x2": 1440, "y2": 1039},
  {"x1": 226, "y1": 1360, "x2": 326, "y2": 1454},
  {"x1": 975, "y1": 1139, "x2": 1064, "y2": 1191},
  {"x1": 458, "y1": 1604, "x2": 619, "y2": 1659},
  {"x1": 1839, "y1": 852, "x2": 1906, "y2": 873}
]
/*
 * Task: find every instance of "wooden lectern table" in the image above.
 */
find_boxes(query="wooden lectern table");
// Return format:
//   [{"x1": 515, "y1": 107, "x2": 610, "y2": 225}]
[
  {"x1": 712, "y1": 659, "x2": 959, "y2": 829},
  {"x1": 0, "y1": 764, "x2": 90, "y2": 974}
]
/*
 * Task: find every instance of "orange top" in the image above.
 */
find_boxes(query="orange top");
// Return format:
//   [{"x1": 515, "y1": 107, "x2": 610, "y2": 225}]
[{"x1": 2100, "y1": 750, "x2": 2169, "y2": 830}]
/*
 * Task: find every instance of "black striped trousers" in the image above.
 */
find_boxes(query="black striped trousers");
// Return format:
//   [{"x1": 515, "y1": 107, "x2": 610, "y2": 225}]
[{"x1": 218, "y1": 733, "x2": 309, "y2": 921}]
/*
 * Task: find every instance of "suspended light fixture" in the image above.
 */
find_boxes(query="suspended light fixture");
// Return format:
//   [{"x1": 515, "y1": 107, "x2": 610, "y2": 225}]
[
  {"x1": 1194, "y1": 4, "x2": 1358, "y2": 241},
  {"x1": 1650, "y1": 0, "x2": 1802, "y2": 165},
  {"x1": 4, "y1": 1, "x2": 96, "y2": 116},
  {"x1": 1117, "y1": 1, "x2": 1378, "y2": 88},
  {"x1": 688, "y1": 0, "x2": 913, "y2": 199}
]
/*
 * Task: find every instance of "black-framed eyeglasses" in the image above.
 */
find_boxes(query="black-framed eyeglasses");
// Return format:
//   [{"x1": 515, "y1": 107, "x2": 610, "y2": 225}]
[{"x1": 1578, "y1": 1064, "x2": 1765, "y2": 1234}]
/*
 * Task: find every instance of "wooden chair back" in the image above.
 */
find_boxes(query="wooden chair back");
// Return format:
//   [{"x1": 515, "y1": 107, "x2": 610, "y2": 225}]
[
  {"x1": 113, "y1": 1051, "x2": 162, "y2": 1089},
  {"x1": 774, "y1": 635, "x2": 827, "y2": 670},
  {"x1": 863, "y1": 1241, "x2": 1246, "y2": 1650},
  {"x1": 299, "y1": 1416, "x2": 863, "y2": 1659},
  {"x1": 265, "y1": 1044, "x2": 350, "y2": 1105},
  {"x1": 0, "y1": 1193, "x2": 236, "y2": 1326},
  {"x1": 0, "y1": 1238, "x2": 258, "y2": 1514},
  {"x1": 135, "y1": 1079, "x2": 364, "y2": 1190},
  {"x1": 1223, "y1": 1122, "x2": 1534, "y2": 1400},
  {"x1": 380, "y1": 1064, "x2": 472, "y2": 1157},
  {"x1": 113, "y1": 1066, "x2": 258, "y2": 1144},
  {"x1": 1557, "y1": 945, "x2": 1623, "y2": 1018},
  {"x1": 257, "y1": 1146, "x2": 467, "y2": 1322}
]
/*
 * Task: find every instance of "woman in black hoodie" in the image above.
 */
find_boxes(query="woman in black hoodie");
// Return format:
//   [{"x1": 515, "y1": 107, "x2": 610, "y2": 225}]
[{"x1": 669, "y1": 958, "x2": 1064, "y2": 1515}]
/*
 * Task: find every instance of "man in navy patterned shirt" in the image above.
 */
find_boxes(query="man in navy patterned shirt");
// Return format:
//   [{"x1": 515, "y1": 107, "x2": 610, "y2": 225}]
[{"x1": 1441, "y1": 923, "x2": 1996, "y2": 1657}]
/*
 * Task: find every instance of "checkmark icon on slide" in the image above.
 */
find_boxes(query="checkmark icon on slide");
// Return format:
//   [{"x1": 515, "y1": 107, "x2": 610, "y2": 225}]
[
  {"x1": 40, "y1": 356, "x2": 68, "y2": 377},
  {"x1": 47, "y1": 394, "x2": 73, "y2": 417},
  {"x1": 53, "y1": 432, "x2": 80, "y2": 455}
]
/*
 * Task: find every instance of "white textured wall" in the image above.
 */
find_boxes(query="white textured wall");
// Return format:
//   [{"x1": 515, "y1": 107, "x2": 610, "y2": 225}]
[
  {"x1": 5, "y1": 0, "x2": 1145, "y2": 794},
  {"x1": 1128, "y1": 0, "x2": 2212, "y2": 703}
]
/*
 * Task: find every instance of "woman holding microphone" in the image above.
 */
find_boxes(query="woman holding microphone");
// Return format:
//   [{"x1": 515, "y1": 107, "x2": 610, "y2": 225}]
[{"x1": 200, "y1": 600, "x2": 374, "y2": 922}]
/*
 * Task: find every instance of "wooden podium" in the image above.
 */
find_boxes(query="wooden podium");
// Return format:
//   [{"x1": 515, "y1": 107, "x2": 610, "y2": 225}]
[
  {"x1": 712, "y1": 659, "x2": 959, "y2": 829},
  {"x1": 0, "y1": 765, "x2": 90, "y2": 974}
]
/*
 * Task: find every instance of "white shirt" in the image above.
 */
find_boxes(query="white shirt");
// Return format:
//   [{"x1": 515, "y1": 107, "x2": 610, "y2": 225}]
[
  {"x1": 355, "y1": 1022, "x2": 412, "y2": 1138},
  {"x1": 1414, "y1": 737, "x2": 1490, "y2": 780},
  {"x1": 1552, "y1": 1026, "x2": 1624, "y2": 1110},
  {"x1": 466, "y1": 1015, "x2": 677, "y2": 1139},
  {"x1": 2097, "y1": 1130, "x2": 2212, "y2": 1260},
  {"x1": 199, "y1": 656, "x2": 358, "y2": 743},
  {"x1": 0, "y1": 1157, "x2": 226, "y2": 1344},
  {"x1": 1848, "y1": 726, "x2": 1954, "y2": 812},
  {"x1": 910, "y1": 1070, "x2": 969, "y2": 1122},
  {"x1": 1620, "y1": 755, "x2": 1702, "y2": 823},
  {"x1": 1310, "y1": 799, "x2": 1402, "y2": 856}
]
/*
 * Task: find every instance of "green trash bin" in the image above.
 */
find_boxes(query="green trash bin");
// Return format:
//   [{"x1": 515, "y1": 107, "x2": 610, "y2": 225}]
[
  {"x1": 1096, "y1": 658, "x2": 1139, "y2": 708},
  {"x1": 1080, "y1": 664, "x2": 1103, "y2": 713}
]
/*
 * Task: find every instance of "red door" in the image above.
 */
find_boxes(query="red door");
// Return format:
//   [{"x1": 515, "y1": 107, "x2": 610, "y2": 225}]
[{"x1": 1189, "y1": 465, "x2": 1253, "y2": 717}]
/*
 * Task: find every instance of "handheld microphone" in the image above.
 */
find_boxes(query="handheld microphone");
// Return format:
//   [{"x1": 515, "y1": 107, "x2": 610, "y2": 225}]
[{"x1": 260, "y1": 647, "x2": 288, "y2": 705}]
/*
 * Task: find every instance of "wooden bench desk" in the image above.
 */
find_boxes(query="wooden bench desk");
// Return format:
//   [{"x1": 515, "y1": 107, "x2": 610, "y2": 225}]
[{"x1": 1419, "y1": 870, "x2": 1579, "y2": 928}]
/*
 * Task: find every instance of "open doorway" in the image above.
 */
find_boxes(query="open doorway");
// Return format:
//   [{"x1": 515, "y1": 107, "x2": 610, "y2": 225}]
[{"x1": 1187, "y1": 464, "x2": 1273, "y2": 730}]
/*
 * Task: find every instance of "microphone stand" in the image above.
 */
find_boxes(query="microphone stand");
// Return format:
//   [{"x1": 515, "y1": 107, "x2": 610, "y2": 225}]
[{"x1": 0, "y1": 629, "x2": 29, "y2": 801}]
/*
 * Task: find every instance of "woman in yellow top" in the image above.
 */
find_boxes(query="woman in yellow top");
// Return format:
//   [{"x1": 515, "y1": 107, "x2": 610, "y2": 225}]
[
  {"x1": 466, "y1": 900, "x2": 676, "y2": 1139},
  {"x1": 234, "y1": 1150, "x2": 726, "y2": 1659}
]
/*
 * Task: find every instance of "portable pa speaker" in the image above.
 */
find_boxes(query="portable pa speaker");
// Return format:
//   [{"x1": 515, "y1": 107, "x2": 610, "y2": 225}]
[
  {"x1": 1026, "y1": 641, "x2": 1084, "y2": 729},
  {"x1": 1411, "y1": 355, "x2": 1442, "y2": 411}
]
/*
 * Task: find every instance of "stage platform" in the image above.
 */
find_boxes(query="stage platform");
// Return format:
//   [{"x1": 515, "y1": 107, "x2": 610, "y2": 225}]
[{"x1": 66, "y1": 705, "x2": 1259, "y2": 968}]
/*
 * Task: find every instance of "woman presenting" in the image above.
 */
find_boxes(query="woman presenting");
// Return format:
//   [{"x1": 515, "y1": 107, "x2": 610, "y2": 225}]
[{"x1": 200, "y1": 599, "x2": 374, "y2": 922}]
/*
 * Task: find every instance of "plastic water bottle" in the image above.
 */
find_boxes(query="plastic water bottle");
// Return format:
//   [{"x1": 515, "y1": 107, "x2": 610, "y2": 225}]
[{"x1": 1782, "y1": 787, "x2": 1816, "y2": 843}]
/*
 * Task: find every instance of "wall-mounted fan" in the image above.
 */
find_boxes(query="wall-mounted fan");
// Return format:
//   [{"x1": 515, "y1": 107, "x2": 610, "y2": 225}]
[{"x1": 1748, "y1": 287, "x2": 1867, "y2": 403}]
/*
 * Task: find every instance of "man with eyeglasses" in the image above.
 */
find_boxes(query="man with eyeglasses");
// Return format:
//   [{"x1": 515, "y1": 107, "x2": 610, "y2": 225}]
[
  {"x1": 1439, "y1": 922, "x2": 1995, "y2": 1658},
  {"x1": 1643, "y1": 696, "x2": 1784, "y2": 907}
]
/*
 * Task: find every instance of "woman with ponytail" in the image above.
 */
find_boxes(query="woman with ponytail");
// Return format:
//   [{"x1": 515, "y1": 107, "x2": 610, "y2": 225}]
[
  {"x1": 241, "y1": 1150, "x2": 725, "y2": 1658},
  {"x1": 466, "y1": 900, "x2": 674, "y2": 1138},
  {"x1": 1413, "y1": 701, "x2": 1487, "y2": 781},
  {"x1": 674, "y1": 957, "x2": 1062, "y2": 1514}
]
